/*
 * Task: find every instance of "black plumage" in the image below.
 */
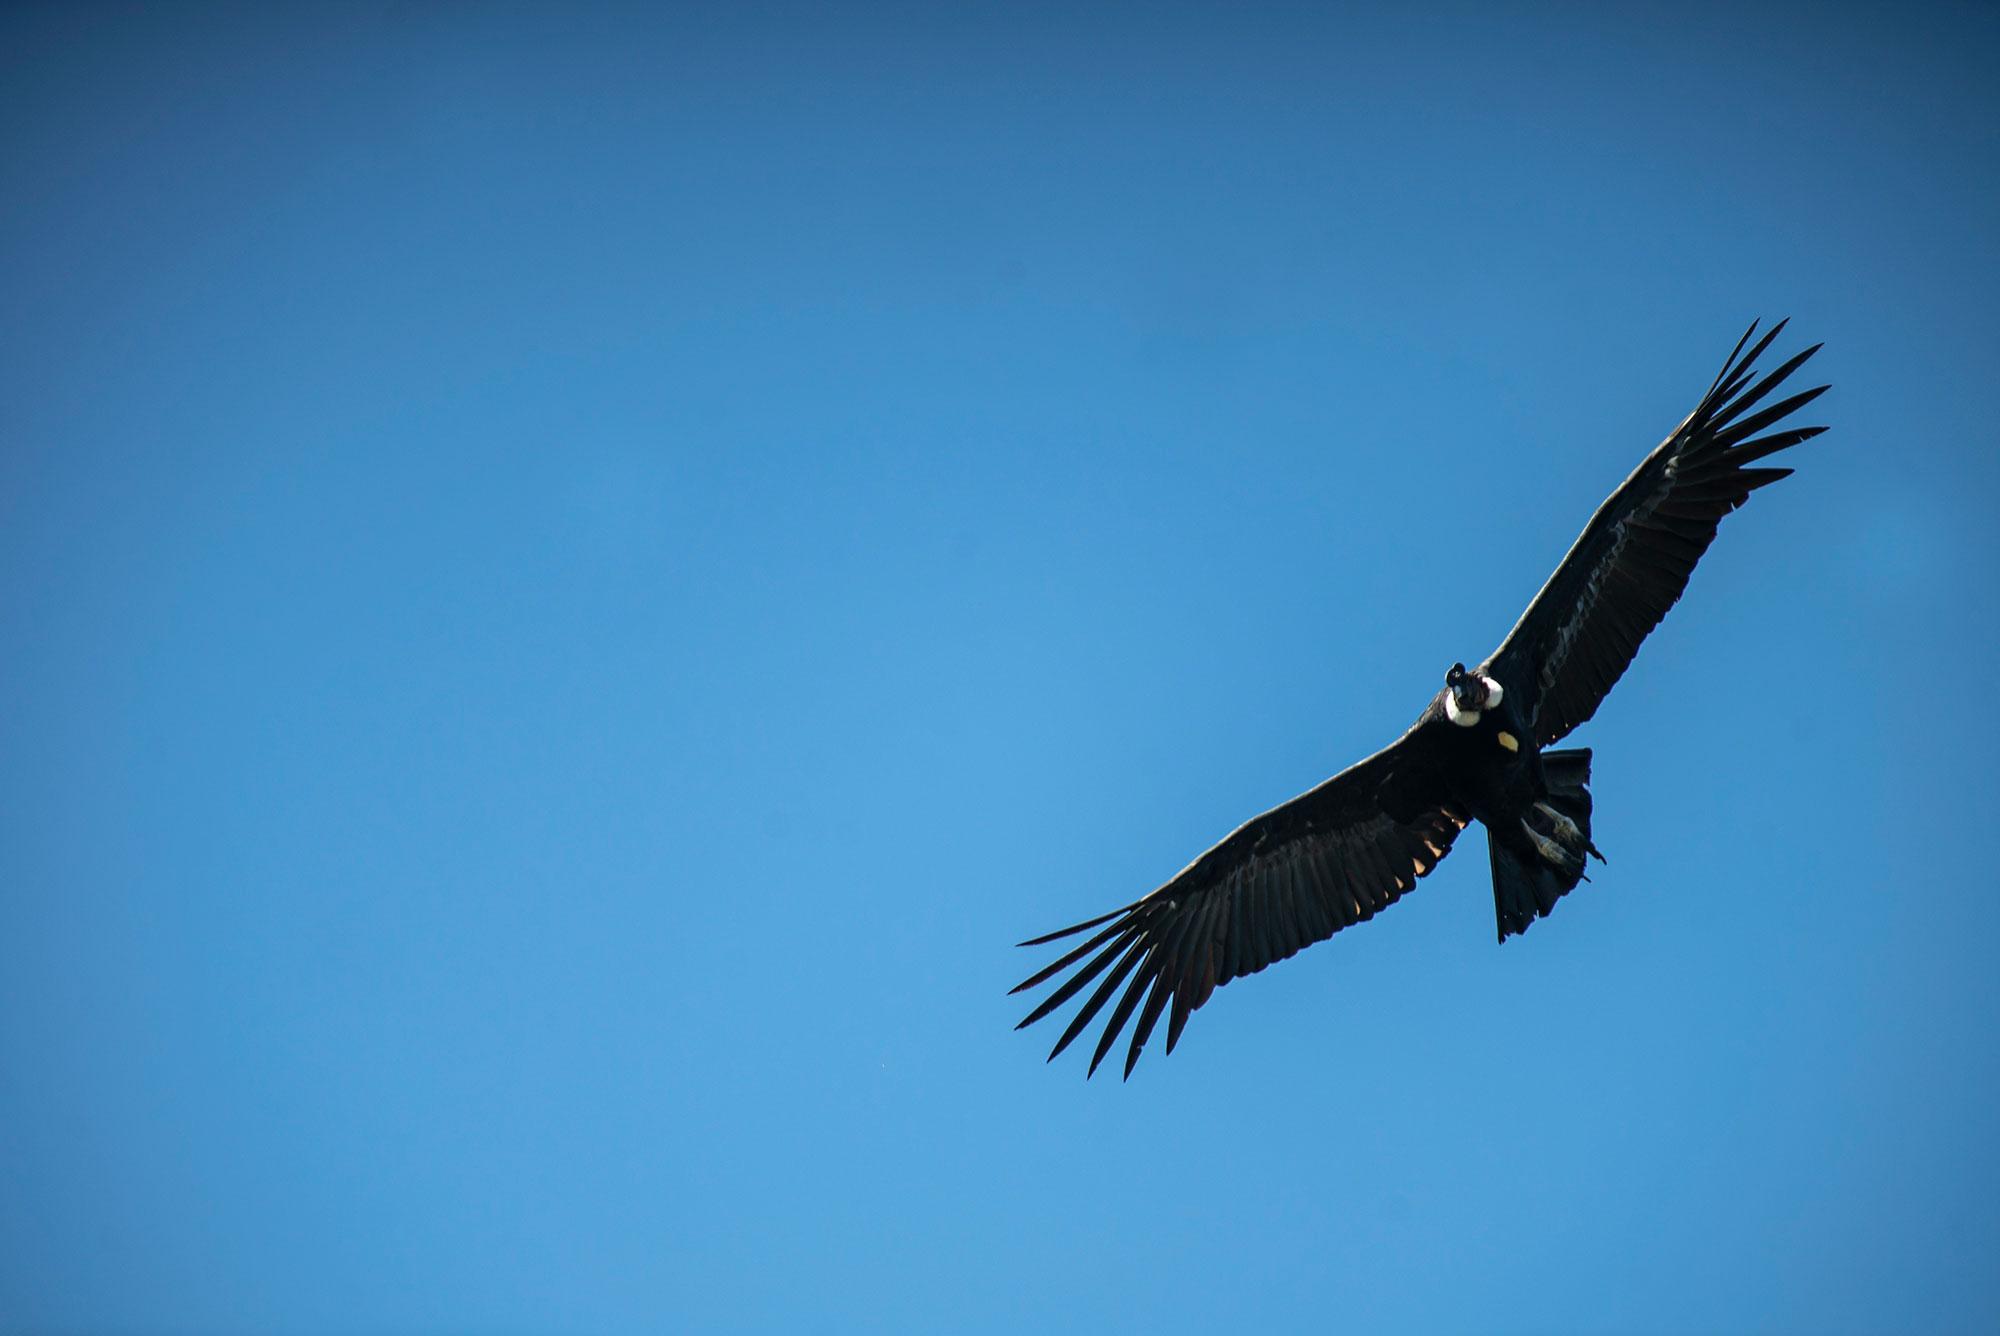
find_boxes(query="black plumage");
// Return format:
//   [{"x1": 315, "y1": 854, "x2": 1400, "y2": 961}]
[{"x1": 1013, "y1": 321, "x2": 1828, "y2": 1078}]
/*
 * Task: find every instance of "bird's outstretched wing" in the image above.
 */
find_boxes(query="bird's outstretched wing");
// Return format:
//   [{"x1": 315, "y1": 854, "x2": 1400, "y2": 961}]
[
  {"x1": 1011, "y1": 731, "x2": 1466, "y2": 1079},
  {"x1": 1483, "y1": 320, "x2": 1828, "y2": 746}
]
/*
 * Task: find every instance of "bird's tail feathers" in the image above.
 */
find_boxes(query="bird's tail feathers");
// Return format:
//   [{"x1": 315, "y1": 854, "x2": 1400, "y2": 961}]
[{"x1": 1491, "y1": 748, "x2": 1602, "y2": 941}]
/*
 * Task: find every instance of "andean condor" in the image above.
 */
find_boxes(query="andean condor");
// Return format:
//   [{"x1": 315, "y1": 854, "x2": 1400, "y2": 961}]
[{"x1": 1013, "y1": 320, "x2": 1828, "y2": 1079}]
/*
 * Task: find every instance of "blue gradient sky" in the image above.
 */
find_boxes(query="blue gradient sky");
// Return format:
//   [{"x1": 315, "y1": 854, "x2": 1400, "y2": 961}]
[{"x1": 3, "y1": 3, "x2": 1996, "y2": 1332}]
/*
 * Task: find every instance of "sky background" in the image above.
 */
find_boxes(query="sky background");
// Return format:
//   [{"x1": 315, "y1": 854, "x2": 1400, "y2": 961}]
[{"x1": 3, "y1": 2, "x2": 1997, "y2": 1332}]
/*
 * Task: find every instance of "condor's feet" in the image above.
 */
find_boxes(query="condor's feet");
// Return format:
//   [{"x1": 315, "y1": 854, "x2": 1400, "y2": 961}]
[
  {"x1": 1522, "y1": 803, "x2": 1605, "y2": 880},
  {"x1": 1521, "y1": 820, "x2": 1589, "y2": 880},
  {"x1": 1531, "y1": 801, "x2": 1577, "y2": 845}
]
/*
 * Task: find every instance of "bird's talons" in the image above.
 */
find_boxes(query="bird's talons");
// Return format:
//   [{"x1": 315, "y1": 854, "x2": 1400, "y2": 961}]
[
  {"x1": 1533, "y1": 801, "x2": 1583, "y2": 846},
  {"x1": 1522, "y1": 820, "x2": 1584, "y2": 872}
]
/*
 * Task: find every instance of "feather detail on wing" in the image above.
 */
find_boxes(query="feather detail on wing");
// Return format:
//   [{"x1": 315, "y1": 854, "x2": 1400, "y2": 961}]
[
  {"x1": 1484, "y1": 319, "x2": 1829, "y2": 746},
  {"x1": 1011, "y1": 733, "x2": 1467, "y2": 1079}
]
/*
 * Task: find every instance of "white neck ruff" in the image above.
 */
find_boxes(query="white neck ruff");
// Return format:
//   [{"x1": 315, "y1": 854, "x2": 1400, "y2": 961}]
[{"x1": 1445, "y1": 674, "x2": 1504, "y2": 727}]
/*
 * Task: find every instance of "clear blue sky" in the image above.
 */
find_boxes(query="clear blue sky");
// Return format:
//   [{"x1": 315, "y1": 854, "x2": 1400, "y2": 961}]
[{"x1": 3, "y1": 3, "x2": 1995, "y2": 1332}]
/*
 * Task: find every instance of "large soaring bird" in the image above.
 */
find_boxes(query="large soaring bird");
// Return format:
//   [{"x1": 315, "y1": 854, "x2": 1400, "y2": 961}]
[{"x1": 1013, "y1": 321, "x2": 1827, "y2": 1078}]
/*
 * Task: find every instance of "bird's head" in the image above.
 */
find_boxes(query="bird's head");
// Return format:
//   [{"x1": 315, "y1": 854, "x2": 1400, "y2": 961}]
[
  {"x1": 1446, "y1": 662, "x2": 1477, "y2": 710},
  {"x1": 1445, "y1": 662, "x2": 1503, "y2": 718}
]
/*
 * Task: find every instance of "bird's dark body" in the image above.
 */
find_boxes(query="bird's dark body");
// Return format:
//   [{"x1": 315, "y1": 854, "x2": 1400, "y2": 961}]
[
  {"x1": 1375, "y1": 697, "x2": 1536, "y2": 834},
  {"x1": 1434, "y1": 698, "x2": 1539, "y2": 831},
  {"x1": 1014, "y1": 321, "x2": 1829, "y2": 1078},
  {"x1": 1375, "y1": 675, "x2": 1599, "y2": 938}
]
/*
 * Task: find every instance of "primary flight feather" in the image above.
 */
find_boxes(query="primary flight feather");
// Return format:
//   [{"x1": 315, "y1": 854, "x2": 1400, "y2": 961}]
[{"x1": 1013, "y1": 320, "x2": 1828, "y2": 1079}]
